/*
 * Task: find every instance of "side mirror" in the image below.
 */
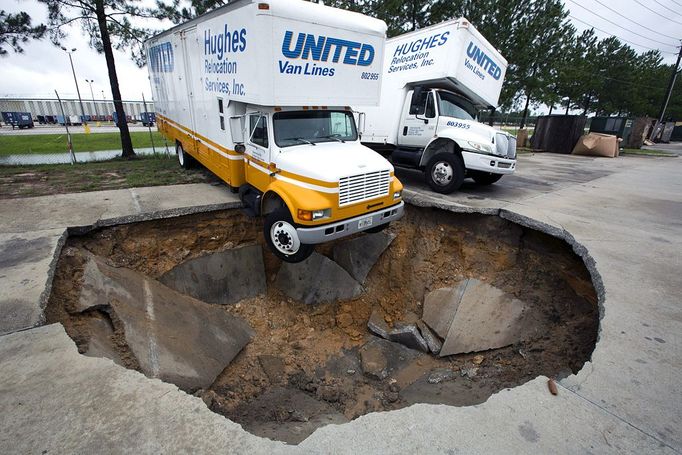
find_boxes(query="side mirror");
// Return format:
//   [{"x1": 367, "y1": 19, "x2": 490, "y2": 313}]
[
  {"x1": 229, "y1": 116, "x2": 245, "y2": 143},
  {"x1": 409, "y1": 87, "x2": 426, "y2": 116},
  {"x1": 357, "y1": 112, "x2": 366, "y2": 136}
]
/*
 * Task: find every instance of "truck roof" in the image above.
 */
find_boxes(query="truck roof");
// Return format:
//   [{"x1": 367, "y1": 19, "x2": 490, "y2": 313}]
[{"x1": 147, "y1": 0, "x2": 386, "y2": 42}]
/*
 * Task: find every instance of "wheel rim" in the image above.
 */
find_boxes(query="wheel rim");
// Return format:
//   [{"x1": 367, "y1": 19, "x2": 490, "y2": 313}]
[
  {"x1": 432, "y1": 161, "x2": 453, "y2": 186},
  {"x1": 177, "y1": 145, "x2": 185, "y2": 166},
  {"x1": 270, "y1": 220, "x2": 301, "y2": 255}
]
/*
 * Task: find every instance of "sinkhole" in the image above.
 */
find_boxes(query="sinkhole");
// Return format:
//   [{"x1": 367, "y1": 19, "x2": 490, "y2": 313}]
[{"x1": 46, "y1": 205, "x2": 600, "y2": 445}]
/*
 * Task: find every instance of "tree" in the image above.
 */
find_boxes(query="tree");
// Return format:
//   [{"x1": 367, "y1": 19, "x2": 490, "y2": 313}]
[
  {"x1": 0, "y1": 10, "x2": 46, "y2": 55},
  {"x1": 39, "y1": 0, "x2": 156, "y2": 159}
]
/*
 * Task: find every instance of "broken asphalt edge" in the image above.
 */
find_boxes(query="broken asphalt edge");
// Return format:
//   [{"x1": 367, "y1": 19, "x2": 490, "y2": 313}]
[{"x1": 6, "y1": 200, "x2": 242, "y2": 337}]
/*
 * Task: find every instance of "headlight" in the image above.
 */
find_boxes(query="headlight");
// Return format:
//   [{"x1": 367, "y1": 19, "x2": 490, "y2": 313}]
[
  {"x1": 297, "y1": 209, "x2": 331, "y2": 221},
  {"x1": 467, "y1": 141, "x2": 493, "y2": 154},
  {"x1": 393, "y1": 191, "x2": 402, "y2": 199}
]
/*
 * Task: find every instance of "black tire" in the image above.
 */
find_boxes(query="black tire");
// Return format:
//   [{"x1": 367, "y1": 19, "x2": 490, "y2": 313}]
[
  {"x1": 471, "y1": 172, "x2": 503, "y2": 185},
  {"x1": 264, "y1": 206, "x2": 314, "y2": 263},
  {"x1": 425, "y1": 153, "x2": 464, "y2": 194},
  {"x1": 366, "y1": 222, "x2": 390, "y2": 234},
  {"x1": 176, "y1": 142, "x2": 194, "y2": 169}
]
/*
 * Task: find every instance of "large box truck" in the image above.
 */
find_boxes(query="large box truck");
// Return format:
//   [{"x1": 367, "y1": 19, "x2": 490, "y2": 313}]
[
  {"x1": 146, "y1": 0, "x2": 404, "y2": 262},
  {"x1": 361, "y1": 18, "x2": 516, "y2": 194}
]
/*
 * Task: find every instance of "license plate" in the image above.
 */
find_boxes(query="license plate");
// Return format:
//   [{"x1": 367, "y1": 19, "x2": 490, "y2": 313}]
[{"x1": 358, "y1": 216, "x2": 373, "y2": 229}]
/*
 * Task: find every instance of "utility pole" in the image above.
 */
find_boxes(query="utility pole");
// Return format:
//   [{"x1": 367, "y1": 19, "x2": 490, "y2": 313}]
[
  {"x1": 85, "y1": 79, "x2": 99, "y2": 119},
  {"x1": 61, "y1": 47, "x2": 88, "y2": 130},
  {"x1": 651, "y1": 42, "x2": 682, "y2": 141}
]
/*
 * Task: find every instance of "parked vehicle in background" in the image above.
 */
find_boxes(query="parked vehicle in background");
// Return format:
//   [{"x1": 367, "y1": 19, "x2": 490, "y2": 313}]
[
  {"x1": 361, "y1": 18, "x2": 516, "y2": 194},
  {"x1": 146, "y1": 0, "x2": 404, "y2": 262},
  {"x1": 1, "y1": 112, "x2": 34, "y2": 129},
  {"x1": 140, "y1": 112, "x2": 156, "y2": 127}
]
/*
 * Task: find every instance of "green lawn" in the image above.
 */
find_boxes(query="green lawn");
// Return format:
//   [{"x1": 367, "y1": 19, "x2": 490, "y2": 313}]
[
  {"x1": 0, "y1": 154, "x2": 218, "y2": 199},
  {"x1": 0, "y1": 131, "x2": 167, "y2": 156},
  {"x1": 620, "y1": 148, "x2": 677, "y2": 157}
]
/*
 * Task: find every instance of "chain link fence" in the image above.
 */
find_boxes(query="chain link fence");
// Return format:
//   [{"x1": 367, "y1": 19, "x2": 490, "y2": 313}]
[{"x1": 0, "y1": 97, "x2": 176, "y2": 166}]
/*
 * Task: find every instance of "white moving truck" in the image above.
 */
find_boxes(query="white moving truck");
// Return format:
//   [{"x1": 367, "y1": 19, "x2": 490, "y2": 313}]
[
  {"x1": 361, "y1": 18, "x2": 516, "y2": 194},
  {"x1": 146, "y1": 0, "x2": 404, "y2": 262}
]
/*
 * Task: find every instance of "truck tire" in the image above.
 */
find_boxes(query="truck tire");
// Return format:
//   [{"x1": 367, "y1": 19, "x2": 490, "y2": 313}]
[
  {"x1": 176, "y1": 142, "x2": 194, "y2": 169},
  {"x1": 425, "y1": 153, "x2": 464, "y2": 194},
  {"x1": 472, "y1": 172, "x2": 503, "y2": 185},
  {"x1": 264, "y1": 207, "x2": 314, "y2": 263}
]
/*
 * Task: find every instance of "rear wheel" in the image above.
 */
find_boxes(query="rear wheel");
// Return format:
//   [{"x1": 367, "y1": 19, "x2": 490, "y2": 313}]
[
  {"x1": 425, "y1": 153, "x2": 464, "y2": 194},
  {"x1": 176, "y1": 142, "x2": 194, "y2": 169},
  {"x1": 264, "y1": 207, "x2": 314, "y2": 263},
  {"x1": 471, "y1": 172, "x2": 503, "y2": 185}
]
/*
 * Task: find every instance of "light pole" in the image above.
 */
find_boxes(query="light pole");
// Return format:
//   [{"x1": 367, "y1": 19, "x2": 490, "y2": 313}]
[
  {"x1": 60, "y1": 47, "x2": 87, "y2": 128},
  {"x1": 85, "y1": 79, "x2": 99, "y2": 121}
]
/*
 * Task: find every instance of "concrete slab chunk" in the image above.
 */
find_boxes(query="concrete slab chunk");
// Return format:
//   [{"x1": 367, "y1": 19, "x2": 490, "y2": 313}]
[
  {"x1": 422, "y1": 281, "x2": 468, "y2": 339},
  {"x1": 275, "y1": 252, "x2": 362, "y2": 304},
  {"x1": 333, "y1": 232, "x2": 395, "y2": 284},
  {"x1": 388, "y1": 323, "x2": 429, "y2": 353},
  {"x1": 367, "y1": 310, "x2": 390, "y2": 339},
  {"x1": 437, "y1": 279, "x2": 542, "y2": 357},
  {"x1": 417, "y1": 320, "x2": 442, "y2": 354},
  {"x1": 81, "y1": 315, "x2": 124, "y2": 366},
  {"x1": 360, "y1": 336, "x2": 421, "y2": 380},
  {"x1": 159, "y1": 244, "x2": 266, "y2": 305},
  {"x1": 80, "y1": 255, "x2": 254, "y2": 391}
]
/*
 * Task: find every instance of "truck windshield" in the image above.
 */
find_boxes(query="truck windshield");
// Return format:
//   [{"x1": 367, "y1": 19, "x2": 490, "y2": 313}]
[
  {"x1": 273, "y1": 110, "x2": 358, "y2": 147},
  {"x1": 437, "y1": 91, "x2": 476, "y2": 121}
]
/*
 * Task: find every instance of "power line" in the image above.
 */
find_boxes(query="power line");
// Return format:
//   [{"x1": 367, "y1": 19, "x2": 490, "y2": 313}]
[
  {"x1": 589, "y1": 0, "x2": 680, "y2": 42},
  {"x1": 666, "y1": 0, "x2": 682, "y2": 7},
  {"x1": 566, "y1": 0, "x2": 679, "y2": 48},
  {"x1": 653, "y1": 0, "x2": 682, "y2": 13},
  {"x1": 567, "y1": 13, "x2": 677, "y2": 54},
  {"x1": 632, "y1": 0, "x2": 682, "y2": 25}
]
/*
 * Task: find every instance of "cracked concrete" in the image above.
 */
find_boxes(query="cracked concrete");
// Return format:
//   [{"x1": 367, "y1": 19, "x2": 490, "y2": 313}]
[{"x1": 0, "y1": 152, "x2": 680, "y2": 453}]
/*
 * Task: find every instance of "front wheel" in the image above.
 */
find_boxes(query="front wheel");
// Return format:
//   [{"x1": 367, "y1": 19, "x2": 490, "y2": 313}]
[
  {"x1": 264, "y1": 207, "x2": 314, "y2": 263},
  {"x1": 425, "y1": 153, "x2": 464, "y2": 194},
  {"x1": 471, "y1": 172, "x2": 503, "y2": 185}
]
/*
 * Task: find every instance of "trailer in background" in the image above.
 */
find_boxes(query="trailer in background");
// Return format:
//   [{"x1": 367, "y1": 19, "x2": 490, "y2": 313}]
[
  {"x1": 1, "y1": 112, "x2": 34, "y2": 129},
  {"x1": 141, "y1": 112, "x2": 156, "y2": 127}
]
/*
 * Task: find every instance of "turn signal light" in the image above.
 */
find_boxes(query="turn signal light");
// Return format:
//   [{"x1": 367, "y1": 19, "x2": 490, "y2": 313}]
[
  {"x1": 298, "y1": 209, "x2": 313, "y2": 221},
  {"x1": 258, "y1": 3, "x2": 270, "y2": 10}
]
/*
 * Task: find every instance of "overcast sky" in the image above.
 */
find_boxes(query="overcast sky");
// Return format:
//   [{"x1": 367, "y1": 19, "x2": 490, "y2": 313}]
[{"x1": 0, "y1": 0, "x2": 680, "y2": 103}]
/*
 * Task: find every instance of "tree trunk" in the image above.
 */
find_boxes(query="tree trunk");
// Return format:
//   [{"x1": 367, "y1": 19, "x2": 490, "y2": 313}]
[
  {"x1": 520, "y1": 92, "x2": 531, "y2": 129},
  {"x1": 548, "y1": 104, "x2": 554, "y2": 115},
  {"x1": 95, "y1": 0, "x2": 135, "y2": 159}
]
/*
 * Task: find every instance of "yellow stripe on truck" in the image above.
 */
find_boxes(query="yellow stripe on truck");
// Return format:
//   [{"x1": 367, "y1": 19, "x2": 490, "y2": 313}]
[{"x1": 157, "y1": 115, "x2": 403, "y2": 226}]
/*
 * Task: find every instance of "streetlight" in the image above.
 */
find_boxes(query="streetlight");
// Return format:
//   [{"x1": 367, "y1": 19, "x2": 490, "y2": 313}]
[
  {"x1": 85, "y1": 79, "x2": 99, "y2": 121},
  {"x1": 60, "y1": 46, "x2": 87, "y2": 128}
]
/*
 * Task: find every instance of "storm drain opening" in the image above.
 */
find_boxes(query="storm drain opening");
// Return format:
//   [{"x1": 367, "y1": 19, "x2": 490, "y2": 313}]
[{"x1": 46, "y1": 206, "x2": 599, "y2": 445}]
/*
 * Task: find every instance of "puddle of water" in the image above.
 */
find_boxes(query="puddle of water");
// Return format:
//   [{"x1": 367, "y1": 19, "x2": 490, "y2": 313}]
[{"x1": 0, "y1": 147, "x2": 171, "y2": 165}]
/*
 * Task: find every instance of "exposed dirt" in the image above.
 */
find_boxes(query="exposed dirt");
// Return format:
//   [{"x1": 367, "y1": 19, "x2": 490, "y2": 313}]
[{"x1": 46, "y1": 206, "x2": 599, "y2": 445}]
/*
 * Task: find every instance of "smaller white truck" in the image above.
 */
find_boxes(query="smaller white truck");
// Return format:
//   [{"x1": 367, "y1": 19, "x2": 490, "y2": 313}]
[{"x1": 361, "y1": 18, "x2": 516, "y2": 194}]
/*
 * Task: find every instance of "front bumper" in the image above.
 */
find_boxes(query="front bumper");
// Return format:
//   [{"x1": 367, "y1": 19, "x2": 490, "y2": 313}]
[
  {"x1": 297, "y1": 201, "x2": 405, "y2": 244},
  {"x1": 462, "y1": 150, "x2": 516, "y2": 175}
]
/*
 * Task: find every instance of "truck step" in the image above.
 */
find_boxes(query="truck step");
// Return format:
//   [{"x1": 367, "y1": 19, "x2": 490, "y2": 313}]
[
  {"x1": 239, "y1": 186, "x2": 262, "y2": 218},
  {"x1": 391, "y1": 148, "x2": 423, "y2": 168}
]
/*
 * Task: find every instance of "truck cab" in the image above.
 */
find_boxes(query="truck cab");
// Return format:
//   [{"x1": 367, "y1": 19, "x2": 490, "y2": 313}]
[
  {"x1": 232, "y1": 105, "x2": 403, "y2": 262},
  {"x1": 391, "y1": 86, "x2": 516, "y2": 193}
]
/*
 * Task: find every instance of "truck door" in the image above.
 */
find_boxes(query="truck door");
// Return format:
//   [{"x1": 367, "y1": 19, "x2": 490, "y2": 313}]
[
  {"x1": 398, "y1": 89, "x2": 437, "y2": 148},
  {"x1": 180, "y1": 27, "x2": 202, "y2": 156},
  {"x1": 244, "y1": 112, "x2": 272, "y2": 192}
]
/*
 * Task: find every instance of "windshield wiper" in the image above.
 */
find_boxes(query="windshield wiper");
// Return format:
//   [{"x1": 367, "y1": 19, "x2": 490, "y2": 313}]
[
  {"x1": 316, "y1": 134, "x2": 345, "y2": 143},
  {"x1": 283, "y1": 137, "x2": 316, "y2": 146}
]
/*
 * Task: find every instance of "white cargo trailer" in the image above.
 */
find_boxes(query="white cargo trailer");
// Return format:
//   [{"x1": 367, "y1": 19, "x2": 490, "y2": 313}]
[
  {"x1": 146, "y1": 0, "x2": 404, "y2": 262},
  {"x1": 361, "y1": 18, "x2": 517, "y2": 194}
]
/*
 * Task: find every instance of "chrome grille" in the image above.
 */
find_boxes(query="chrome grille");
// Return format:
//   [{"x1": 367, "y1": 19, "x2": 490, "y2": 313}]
[
  {"x1": 339, "y1": 170, "x2": 391, "y2": 206},
  {"x1": 495, "y1": 132, "x2": 516, "y2": 159}
]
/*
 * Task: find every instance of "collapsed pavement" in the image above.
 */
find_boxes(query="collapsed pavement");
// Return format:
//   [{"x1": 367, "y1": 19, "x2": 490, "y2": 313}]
[{"x1": 45, "y1": 206, "x2": 599, "y2": 444}]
